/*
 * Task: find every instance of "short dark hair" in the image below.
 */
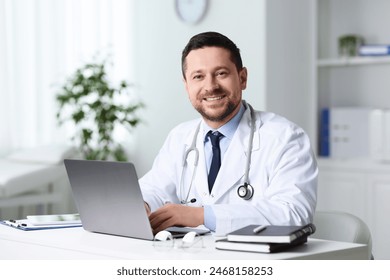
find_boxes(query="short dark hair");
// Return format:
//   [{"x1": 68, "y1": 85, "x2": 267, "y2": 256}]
[{"x1": 181, "y1": 31, "x2": 243, "y2": 79}]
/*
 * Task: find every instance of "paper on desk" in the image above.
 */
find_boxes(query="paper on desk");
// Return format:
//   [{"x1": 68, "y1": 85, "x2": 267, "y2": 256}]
[
  {"x1": 0, "y1": 217, "x2": 82, "y2": 231},
  {"x1": 26, "y1": 213, "x2": 81, "y2": 225}
]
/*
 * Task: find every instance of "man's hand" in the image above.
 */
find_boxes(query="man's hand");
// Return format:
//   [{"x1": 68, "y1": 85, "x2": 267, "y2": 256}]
[{"x1": 148, "y1": 203, "x2": 204, "y2": 234}]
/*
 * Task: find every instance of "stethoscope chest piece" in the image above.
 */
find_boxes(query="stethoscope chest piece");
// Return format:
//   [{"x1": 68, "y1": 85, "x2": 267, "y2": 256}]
[{"x1": 237, "y1": 182, "x2": 254, "y2": 200}]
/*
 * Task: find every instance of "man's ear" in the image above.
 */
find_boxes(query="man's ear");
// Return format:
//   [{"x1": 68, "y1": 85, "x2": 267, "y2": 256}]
[
  {"x1": 183, "y1": 77, "x2": 189, "y2": 93},
  {"x1": 239, "y1": 67, "x2": 248, "y2": 90}
]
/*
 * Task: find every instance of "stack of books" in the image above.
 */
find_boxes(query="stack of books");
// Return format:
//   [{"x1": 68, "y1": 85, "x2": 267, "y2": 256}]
[
  {"x1": 359, "y1": 44, "x2": 390, "y2": 56},
  {"x1": 215, "y1": 223, "x2": 316, "y2": 253}
]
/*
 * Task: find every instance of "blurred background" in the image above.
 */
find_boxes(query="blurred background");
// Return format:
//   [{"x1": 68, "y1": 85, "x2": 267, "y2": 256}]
[{"x1": 1, "y1": 0, "x2": 390, "y2": 259}]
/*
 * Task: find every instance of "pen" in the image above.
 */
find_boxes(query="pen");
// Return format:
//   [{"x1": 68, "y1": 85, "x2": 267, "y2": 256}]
[{"x1": 253, "y1": 225, "x2": 267, "y2": 234}]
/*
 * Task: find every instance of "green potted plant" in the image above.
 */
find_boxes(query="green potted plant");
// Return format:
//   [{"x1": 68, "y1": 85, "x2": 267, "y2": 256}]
[
  {"x1": 56, "y1": 58, "x2": 143, "y2": 161},
  {"x1": 338, "y1": 34, "x2": 364, "y2": 57}
]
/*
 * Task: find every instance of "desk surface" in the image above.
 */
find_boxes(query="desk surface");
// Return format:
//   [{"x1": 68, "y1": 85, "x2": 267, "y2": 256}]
[{"x1": 0, "y1": 225, "x2": 368, "y2": 260}]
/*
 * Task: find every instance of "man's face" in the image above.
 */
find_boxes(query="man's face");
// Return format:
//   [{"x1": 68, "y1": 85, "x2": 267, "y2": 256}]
[{"x1": 183, "y1": 47, "x2": 247, "y2": 129}]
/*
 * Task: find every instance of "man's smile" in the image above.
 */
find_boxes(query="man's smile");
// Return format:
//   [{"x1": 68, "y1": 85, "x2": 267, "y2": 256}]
[{"x1": 203, "y1": 95, "x2": 226, "y2": 102}]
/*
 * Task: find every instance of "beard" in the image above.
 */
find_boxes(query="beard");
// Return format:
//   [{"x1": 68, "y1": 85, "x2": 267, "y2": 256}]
[{"x1": 193, "y1": 90, "x2": 241, "y2": 123}]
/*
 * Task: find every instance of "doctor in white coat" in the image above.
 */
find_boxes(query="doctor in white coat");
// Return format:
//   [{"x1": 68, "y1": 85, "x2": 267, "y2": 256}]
[{"x1": 140, "y1": 32, "x2": 318, "y2": 236}]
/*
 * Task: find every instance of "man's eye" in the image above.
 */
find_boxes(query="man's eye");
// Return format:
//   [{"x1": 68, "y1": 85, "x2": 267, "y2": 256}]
[
  {"x1": 217, "y1": 71, "x2": 227, "y2": 77},
  {"x1": 193, "y1": 75, "x2": 203, "y2": 80}
]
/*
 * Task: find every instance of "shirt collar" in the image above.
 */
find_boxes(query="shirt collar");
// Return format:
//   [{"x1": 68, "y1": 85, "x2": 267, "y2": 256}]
[{"x1": 203, "y1": 102, "x2": 245, "y2": 142}]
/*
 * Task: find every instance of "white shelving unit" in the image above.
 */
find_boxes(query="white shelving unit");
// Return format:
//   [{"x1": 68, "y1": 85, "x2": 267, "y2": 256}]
[
  {"x1": 314, "y1": 0, "x2": 390, "y2": 259},
  {"x1": 264, "y1": 0, "x2": 390, "y2": 259},
  {"x1": 316, "y1": 0, "x2": 390, "y2": 112}
]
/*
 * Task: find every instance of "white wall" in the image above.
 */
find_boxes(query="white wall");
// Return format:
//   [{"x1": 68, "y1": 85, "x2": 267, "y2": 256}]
[
  {"x1": 130, "y1": 0, "x2": 266, "y2": 176},
  {"x1": 265, "y1": 0, "x2": 315, "y2": 144}
]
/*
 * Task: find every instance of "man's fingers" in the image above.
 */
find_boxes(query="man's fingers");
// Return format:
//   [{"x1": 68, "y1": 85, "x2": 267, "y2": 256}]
[
  {"x1": 148, "y1": 204, "x2": 203, "y2": 233},
  {"x1": 149, "y1": 204, "x2": 178, "y2": 230}
]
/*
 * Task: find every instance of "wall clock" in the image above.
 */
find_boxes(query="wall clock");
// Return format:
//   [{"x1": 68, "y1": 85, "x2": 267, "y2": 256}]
[{"x1": 175, "y1": 0, "x2": 209, "y2": 24}]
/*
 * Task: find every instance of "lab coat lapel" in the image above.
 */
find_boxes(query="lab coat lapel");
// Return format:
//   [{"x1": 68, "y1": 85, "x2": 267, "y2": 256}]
[
  {"x1": 183, "y1": 122, "x2": 209, "y2": 198},
  {"x1": 211, "y1": 108, "x2": 260, "y2": 202},
  {"x1": 195, "y1": 132, "x2": 209, "y2": 196}
]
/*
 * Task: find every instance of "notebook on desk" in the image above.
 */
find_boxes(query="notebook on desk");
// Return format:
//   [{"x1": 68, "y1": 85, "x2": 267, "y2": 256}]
[{"x1": 63, "y1": 159, "x2": 209, "y2": 240}]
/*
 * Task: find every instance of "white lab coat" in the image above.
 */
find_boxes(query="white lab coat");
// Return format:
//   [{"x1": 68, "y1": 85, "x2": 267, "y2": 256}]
[{"x1": 140, "y1": 102, "x2": 318, "y2": 235}]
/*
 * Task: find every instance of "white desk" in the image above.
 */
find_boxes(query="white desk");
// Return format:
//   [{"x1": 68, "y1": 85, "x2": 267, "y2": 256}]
[{"x1": 0, "y1": 225, "x2": 369, "y2": 260}]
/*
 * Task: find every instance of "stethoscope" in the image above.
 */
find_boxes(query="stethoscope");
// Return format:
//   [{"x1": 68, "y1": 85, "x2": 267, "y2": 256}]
[{"x1": 180, "y1": 102, "x2": 257, "y2": 204}]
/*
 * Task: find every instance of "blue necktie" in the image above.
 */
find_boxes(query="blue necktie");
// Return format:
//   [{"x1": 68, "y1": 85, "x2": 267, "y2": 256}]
[{"x1": 207, "y1": 131, "x2": 223, "y2": 193}]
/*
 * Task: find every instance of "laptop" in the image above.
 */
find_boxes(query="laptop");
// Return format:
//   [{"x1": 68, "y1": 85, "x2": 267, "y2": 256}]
[{"x1": 63, "y1": 159, "x2": 209, "y2": 240}]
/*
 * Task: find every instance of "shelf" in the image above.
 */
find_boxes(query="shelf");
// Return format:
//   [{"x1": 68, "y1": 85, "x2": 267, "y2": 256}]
[{"x1": 317, "y1": 56, "x2": 390, "y2": 67}]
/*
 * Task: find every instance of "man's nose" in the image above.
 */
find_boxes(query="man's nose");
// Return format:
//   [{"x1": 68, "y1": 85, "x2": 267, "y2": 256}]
[{"x1": 204, "y1": 76, "x2": 219, "y2": 93}]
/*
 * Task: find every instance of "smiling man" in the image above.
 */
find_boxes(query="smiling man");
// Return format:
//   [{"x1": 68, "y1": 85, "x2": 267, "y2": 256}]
[
  {"x1": 183, "y1": 45, "x2": 246, "y2": 128},
  {"x1": 140, "y1": 32, "x2": 318, "y2": 236}
]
